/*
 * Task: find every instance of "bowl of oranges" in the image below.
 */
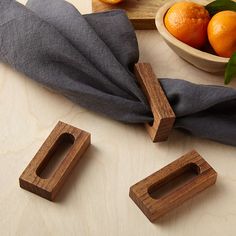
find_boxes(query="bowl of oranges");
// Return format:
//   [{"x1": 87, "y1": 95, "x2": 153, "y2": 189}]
[{"x1": 155, "y1": 0, "x2": 236, "y2": 73}]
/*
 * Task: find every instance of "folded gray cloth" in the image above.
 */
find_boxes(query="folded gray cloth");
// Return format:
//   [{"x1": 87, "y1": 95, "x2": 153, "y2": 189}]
[{"x1": 1, "y1": 0, "x2": 236, "y2": 146}]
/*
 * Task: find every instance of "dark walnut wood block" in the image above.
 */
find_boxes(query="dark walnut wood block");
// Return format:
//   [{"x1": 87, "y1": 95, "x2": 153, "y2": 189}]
[
  {"x1": 129, "y1": 150, "x2": 217, "y2": 222},
  {"x1": 92, "y1": 0, "x2": 166, "y2": 30},
  {"x1": 19, "y1": 121, "x2": 91, "y2": 201},
  {"x1": 134, "y1": 63, "x2": 176, "y2": 142}
]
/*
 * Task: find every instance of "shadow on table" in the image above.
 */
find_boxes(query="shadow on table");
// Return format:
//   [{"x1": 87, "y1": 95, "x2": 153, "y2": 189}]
[{"x1": 153, "y1": 178, "x2": 223, "y2": 226}]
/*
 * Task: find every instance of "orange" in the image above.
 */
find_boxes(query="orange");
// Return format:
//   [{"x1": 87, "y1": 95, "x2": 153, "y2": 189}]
[
  {"x1": 99, "y1": 0, "x2": 124, "y2": 4},
  {"x1": 164, "y1": 2, "x2": 210, "y2": 49},
  {"x1": 207, "y1": 11, "x2": 236, "y2": 58}
]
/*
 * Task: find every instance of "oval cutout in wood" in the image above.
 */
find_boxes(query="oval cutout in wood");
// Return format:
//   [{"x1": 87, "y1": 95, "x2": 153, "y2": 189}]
[
  {"x1": 148, "y1": 163, "x2": 200, "y2": 199},
  {"x1": 129, "y1": 150, "x2": 217, "y2": 222},
  {"x1": 36, "y1": 133, "x2": 75, "y2": 179},
  {"x1": 19, "y1": 121, "x2": 91, "y2": 201}
]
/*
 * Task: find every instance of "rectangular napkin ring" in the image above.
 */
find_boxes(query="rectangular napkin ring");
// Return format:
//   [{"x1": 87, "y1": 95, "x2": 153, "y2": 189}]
[
  {"x1": 134, "y1": 63, "x2": 176, "y2": 142},
  {"x1": 19, "y1": 121, "x2": 91, "y2": 201},
  {"x1": 129, "y1": 150, "x2": 217, "y2": 222}
]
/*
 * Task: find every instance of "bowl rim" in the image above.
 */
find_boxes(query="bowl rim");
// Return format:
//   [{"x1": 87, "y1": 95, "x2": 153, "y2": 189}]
[{"x1": 155, "y1": 0, "x2": 229, "y2": 63}]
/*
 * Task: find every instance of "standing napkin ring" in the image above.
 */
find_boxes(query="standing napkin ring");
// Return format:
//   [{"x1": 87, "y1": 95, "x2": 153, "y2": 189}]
[
  {"x1": 19, "y1": 121, "x2": 91, "y2": 201},
  {"x1": 134, "y1": 63, "x2": 175, "y2": 142},
  {"x1": 129, "y1": 150, "x2": 217, "y2": 222}
]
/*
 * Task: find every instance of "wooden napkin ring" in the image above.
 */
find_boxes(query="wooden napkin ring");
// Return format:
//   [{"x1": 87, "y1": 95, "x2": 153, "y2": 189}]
[
  {"x1": 19, "y1": 121, "x2": 91, "y2": 201},
  {"x1": 134, "y1": 63, "x2": 176, "y2": 142},
  {"x1": 129, "y1": 150, "x2": 217, "y2": 222}
]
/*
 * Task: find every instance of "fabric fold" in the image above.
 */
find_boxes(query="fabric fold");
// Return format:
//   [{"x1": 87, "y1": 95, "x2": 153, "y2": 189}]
[
  {"x1": 1, "y1": 0, "x2": 236, "y2": 146},
  {"x1": 27, "y1": 0, "x2": 145, "y2": 102},
  {"x1": 0, "y1": 0, "x2": 152, "y2": 123}
]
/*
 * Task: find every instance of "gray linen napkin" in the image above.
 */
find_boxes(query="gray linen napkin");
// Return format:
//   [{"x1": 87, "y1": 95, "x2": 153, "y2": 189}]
[{"x1": 1, "y1": 0, "x2": 236, "y2": 146}]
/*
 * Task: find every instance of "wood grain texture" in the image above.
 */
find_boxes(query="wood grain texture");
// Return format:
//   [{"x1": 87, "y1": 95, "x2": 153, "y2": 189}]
[
  {"x1": 129, "y1": 150, "x2": 217, "y2": 222},
  {"x1": 134, "y1": 63, "x2": 175, "y2": 142},
  {"x1": 19, "y1": 121, "x2": 91, "y2": 201},
  {"x1": 92, "y1": 0, "x2": 166, "y2": 30}
]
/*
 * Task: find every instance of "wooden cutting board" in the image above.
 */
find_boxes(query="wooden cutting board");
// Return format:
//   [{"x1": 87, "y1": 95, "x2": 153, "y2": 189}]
[{"x1": 92, "y1": 0, "x2": 167, "y2": 30}]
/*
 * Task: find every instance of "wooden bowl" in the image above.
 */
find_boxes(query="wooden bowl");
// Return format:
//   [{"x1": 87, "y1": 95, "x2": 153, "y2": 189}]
[{"x1": 155, "y1": 0, "x2": 229, "y2": 73}]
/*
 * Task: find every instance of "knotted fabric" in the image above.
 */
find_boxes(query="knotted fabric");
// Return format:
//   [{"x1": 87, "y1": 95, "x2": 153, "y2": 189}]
[{"x1": 1, "y1": 0, "x2": 236, "y2": 146}]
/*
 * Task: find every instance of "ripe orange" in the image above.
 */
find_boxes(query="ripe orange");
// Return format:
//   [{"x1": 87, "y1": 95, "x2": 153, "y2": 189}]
[
  {"x1": 99, "y1": 0, "x2": 124, "y2": 4},
  {"x1": 164, "y1": 2, "x2": 210, "y2": 49},
  {"x1": 207, "y1": 11, "x2": 236, "y2": 58}
]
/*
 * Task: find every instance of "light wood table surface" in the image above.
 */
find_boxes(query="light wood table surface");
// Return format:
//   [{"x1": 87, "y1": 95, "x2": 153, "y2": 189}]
[{"x1": 1, "y1": 1, "x2": 236, "y2": 235}]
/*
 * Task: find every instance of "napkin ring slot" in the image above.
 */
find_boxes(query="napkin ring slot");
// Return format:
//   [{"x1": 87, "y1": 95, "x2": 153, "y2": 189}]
[
  {"x1": 129, "y1": 150, "x2": 217, "y2": 222},
  {"x1": 19, "y1": 121, "x2": 91, "y2": 201},
  {"x1": 134, "y1": 63, "x2": 175, "y2": 142}
]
